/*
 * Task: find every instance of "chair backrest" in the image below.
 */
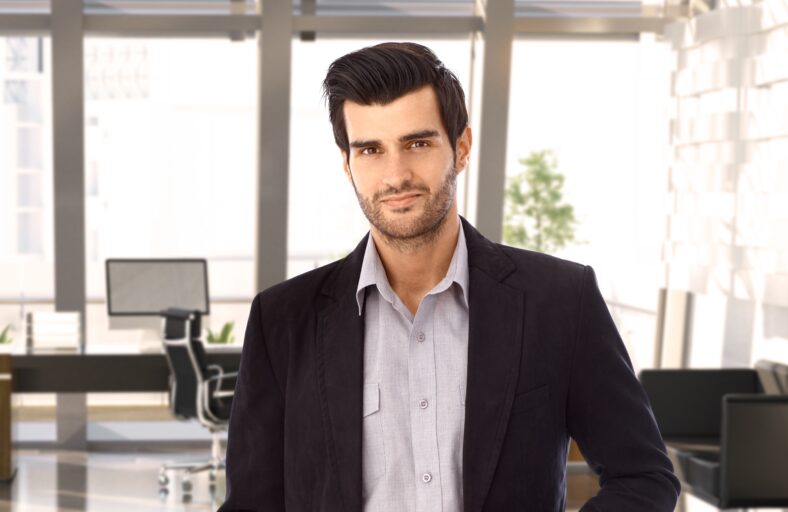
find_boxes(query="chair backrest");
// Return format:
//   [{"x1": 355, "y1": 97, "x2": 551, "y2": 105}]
[
  {"x1": 161, "y1": 309, "x2": 205, "y2": 420},
  {"x1": 639, "y1": 369, "x2": 759, "y2": 438},
  {"x1": 163, "y1": 342, "x2": 201, "y2": 419},
  {"x1": 720, "y1": 395, "x2": 788, "y2": 507}
]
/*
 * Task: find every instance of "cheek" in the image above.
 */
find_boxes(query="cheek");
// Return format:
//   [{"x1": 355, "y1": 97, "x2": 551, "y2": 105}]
[
  {"x1": 348, "y1": 172, "x2": 376, "y2": 198},
  {"x1": 408, "y1": 152, "x2": 454, "y2": 178}
]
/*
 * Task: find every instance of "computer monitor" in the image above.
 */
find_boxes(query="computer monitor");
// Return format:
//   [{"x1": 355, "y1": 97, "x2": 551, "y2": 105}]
[{"x1": 106, "y1": 259, "x2": 209, "y2": 351}]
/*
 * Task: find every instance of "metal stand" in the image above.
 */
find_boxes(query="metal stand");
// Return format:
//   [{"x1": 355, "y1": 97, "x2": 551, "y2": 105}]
[{"x1": 158, "y1": 430, "x2": 224, "y2": 502}]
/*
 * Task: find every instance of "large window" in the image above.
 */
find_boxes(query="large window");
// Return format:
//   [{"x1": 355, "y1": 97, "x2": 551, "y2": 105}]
[
  {"x1": 83, "y1": 38, "x2": 257, "y2": 349},
  {"x1": 0, "y1": 36, "x2": 54, "y2": 353},
  {"x1": 505, "y1": 37, "x2": 673, "y2": 370},
  {"x1": 287, "y1": 37, "x2": 473, "y2": 278}
]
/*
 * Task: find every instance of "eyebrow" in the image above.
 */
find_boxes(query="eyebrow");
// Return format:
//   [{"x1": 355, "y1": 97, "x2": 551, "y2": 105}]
[
  {"x1": 349, "y1": 129, "x2": 440, "y2": 149},
  {"x1": 400, "y1": 129, "x2": 439, "y2": 142}
]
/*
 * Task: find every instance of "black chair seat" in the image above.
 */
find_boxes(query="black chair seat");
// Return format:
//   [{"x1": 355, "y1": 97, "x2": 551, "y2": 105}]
[
  {"x1": 206, "y1": 384, "x2": 233, "y2": 420},
  {"x1": 641, "y1": 362, "x2": 788, "y2": 509},
  {"x1": 682, "y1": 450, "x2": 720, "y2": 503},
  {"x1": 687, "y1": 451, "x2": 719, "y2": 498},
  {"x1": 666, "y1": 440, "x2": 721, "y2": 506},
  {"x1": 212, "y1": 400, "x2": 232, "y2": 420}
]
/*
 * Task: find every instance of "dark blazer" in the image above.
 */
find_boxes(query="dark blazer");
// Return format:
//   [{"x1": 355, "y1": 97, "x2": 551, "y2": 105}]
[{"x1": 220, "y1": 218, "x2": 680, "y2": 512}]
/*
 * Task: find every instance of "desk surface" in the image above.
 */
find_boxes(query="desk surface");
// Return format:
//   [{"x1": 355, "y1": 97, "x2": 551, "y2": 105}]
[{"x1": 11, "y1": 352, "x2": 241, "y2": 393}]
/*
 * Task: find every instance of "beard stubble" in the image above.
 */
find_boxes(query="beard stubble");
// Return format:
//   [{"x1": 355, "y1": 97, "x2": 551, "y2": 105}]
[{"x1": 354, "y1": 165, "x2": 458, "y2": 252}]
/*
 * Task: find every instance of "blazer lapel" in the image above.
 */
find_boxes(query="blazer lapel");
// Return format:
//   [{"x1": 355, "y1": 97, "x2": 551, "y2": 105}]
[
  {"x1": 315, "y1": 235, "x2": 368, "y2": 512},
  {"x1": 461, "y1": 218, "x2": 525, "y2": 512}
]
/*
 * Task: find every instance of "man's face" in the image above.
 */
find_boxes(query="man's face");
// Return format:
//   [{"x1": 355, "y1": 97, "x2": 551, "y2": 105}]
[{"x1": 341, "y1": 85, "x2": 471, "y2": 244}]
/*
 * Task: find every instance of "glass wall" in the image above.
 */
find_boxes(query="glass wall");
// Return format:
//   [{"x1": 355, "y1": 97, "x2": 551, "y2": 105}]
[
  {"x1": 83, "y1": 38, "x2": 257, "y2": 350},
  {"x1": 287, "y1": 37, "x2": 472, "y2": 278},
  {"x1": 504, "y1": 36, "x2": 673, "y2": 370},
  {"x1": 0, "y1": 36, "x2": 54, "y2": 354}
]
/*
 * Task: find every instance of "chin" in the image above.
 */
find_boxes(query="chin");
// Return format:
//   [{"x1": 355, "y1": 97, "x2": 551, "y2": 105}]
[{"x1": 386, "y1": 205, "x2": 416, "y2": 215}]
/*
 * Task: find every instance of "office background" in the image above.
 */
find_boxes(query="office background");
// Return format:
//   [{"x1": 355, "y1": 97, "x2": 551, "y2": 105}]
[{"x1": 0, "y1": 0, "x2": 787, "y2": 510}]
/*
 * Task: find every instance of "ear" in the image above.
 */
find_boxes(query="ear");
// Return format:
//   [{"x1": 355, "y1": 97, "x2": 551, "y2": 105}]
[{"x1": 454, "y1": 126, "x2": 472, "y2": 172}]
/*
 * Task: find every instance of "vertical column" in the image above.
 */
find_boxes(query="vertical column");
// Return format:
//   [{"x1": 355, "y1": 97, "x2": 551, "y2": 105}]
[
  {"x1": 51, "y1": 0, "x2": 87, "y2": 450},
  {"x1": 657, "y1": 290, "x2": 693, "y2": 368},
  {"x1": 467, "y1": 0, "x2": 515, "y2": 242},
  {"x1": 255, "y1": 0, "x2": 293, "y2": 292}
]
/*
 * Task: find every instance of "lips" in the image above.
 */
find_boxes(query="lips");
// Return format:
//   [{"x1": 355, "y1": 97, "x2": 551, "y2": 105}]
[{"x1": 381, "y1": 193, "x2": 421, "y2": 207}]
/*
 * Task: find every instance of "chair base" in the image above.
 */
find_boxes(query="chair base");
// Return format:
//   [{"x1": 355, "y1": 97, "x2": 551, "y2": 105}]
[{"x1": 158, "y1": 430, "x2": 225, "y2": 502}]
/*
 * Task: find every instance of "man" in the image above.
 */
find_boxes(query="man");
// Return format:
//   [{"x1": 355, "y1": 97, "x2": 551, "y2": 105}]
[{"x1": 220, "y1": 42, "x2": 680, "y2": 511}]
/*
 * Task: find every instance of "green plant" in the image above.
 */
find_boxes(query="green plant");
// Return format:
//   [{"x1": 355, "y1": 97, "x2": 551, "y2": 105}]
[
  {"x1": 0, "y1": 325, "x2": 12, "y2": 344},
  {"x1": 206, "y1": 321, "x2": 235, "y2": 344},
  {"x1": 503, "y1": 150, "x2": 578, "y2": 254}
]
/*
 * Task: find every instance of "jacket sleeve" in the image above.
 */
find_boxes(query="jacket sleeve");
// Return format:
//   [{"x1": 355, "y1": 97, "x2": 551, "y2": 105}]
[
  {"x1": 567, "y1": 266, "x2": 681, "y2": 511},
  {"x1": 219, "y1": 293, "x2": 286, "y2": 512}
]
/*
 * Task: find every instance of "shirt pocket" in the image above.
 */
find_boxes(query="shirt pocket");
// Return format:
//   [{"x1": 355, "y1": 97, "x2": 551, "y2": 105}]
[{"x1": 362, "y1": 382, "x2": 385, "y2": 491}]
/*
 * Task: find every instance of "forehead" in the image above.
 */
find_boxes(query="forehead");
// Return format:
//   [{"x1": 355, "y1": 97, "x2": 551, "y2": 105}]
[{"x1": 343, "y1": 85, "x2": 446, "y2": 142}]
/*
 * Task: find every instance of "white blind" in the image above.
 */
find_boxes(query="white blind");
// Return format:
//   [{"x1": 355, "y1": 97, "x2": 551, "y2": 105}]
[
  {"x1": 83, "y1": 0, "x2": 259, "y2": 15},
  {"x1": 516, "y1": 0, "x2": 643, "y2": 17},
  {"x1": 0, "y1": 1, "x2": 49, "y2": 14}
]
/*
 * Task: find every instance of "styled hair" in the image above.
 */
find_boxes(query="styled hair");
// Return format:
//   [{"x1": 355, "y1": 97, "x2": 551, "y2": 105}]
[{"x1": 322, "y1": 42, "x2": 468, "y2": 159}]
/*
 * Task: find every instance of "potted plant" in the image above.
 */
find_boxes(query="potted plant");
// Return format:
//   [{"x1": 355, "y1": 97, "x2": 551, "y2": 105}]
[
  {"x1": 206, "y1": 321, "x2": 235, "y2": 345},
  {"x1": 0, "y1": 324, "x2": 13, "y2": 352},
  {"x1": 503, "y1": 150, "x2": 579, "y2": 254}
]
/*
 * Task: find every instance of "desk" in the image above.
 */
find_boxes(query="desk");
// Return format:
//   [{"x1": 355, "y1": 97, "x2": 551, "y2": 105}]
[
  {"x1": 12, "y1": 352, "x2": 241, "y2": 392},
  {"x1": 6, "y1": 350, "x2": 241, "y2": 451}
]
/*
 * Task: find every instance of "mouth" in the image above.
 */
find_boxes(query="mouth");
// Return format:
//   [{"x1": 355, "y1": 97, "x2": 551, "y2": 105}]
[{"x1": 380, "y1": 193, "x2": 421, "y2": 208}]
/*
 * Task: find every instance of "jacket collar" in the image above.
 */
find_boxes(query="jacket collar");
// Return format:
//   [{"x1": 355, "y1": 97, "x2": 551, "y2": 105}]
[
  {"x1": 353, "y1": 218, "x2": 471, "y2": 315},
  {"x1": 320, "y1": 216, "x2": 515, "y2": 301}
]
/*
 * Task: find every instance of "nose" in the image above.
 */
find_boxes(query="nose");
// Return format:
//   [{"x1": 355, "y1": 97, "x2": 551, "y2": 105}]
[{"x1": 380, "y1": 149, "x2": 414, "y2": 191}]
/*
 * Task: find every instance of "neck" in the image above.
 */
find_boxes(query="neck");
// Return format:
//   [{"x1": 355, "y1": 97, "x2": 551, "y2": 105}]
[{"x1": 370, "y1": 210, "x2": 461, "y2": 314}]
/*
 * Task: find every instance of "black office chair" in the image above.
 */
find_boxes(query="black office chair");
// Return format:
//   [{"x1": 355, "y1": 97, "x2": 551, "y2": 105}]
[
  {"x1": 640, "y1": 360, "x2": 788, "y2": 510},
  {"x1": 158, "y1": 308, "x2": 237, "y2": 501}
]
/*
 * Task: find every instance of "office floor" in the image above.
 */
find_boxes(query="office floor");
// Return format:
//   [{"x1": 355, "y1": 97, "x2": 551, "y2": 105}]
[
  {"x1": 0, "y1": 449, "x2": 224, "y2": 511},
  {"x1": 0, "y1": 448, "x2": 603, "y2": 512},
  {"x1": 0, "y1": 448, "x2": 763, "y2": 512}
]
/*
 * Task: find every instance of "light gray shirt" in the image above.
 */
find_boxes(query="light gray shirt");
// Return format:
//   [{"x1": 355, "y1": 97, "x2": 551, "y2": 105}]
[{"x1": 356, "y1": 221, "x2": 469, "y2": 512}]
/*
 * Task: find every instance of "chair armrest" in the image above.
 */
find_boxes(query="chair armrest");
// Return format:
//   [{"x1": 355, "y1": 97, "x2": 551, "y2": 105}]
[
  {"x1": 200, "y1": 373, "x2": 237, "y2": 423},
  {"x1": 205, "y1": 371, "x2": 238, "y2": 382},
  {"x1": 206, "y1": 364, "x2": 225, "y2": 378},
  {"x1": 720, "y1": 394, "x2": 788, "y2": 507},
  {"x1": 639, "y1": 369, "x2": 758, "y2": 438},
  {"x1": 205, "y1": 370, "x2": 238, "y2": 396}
]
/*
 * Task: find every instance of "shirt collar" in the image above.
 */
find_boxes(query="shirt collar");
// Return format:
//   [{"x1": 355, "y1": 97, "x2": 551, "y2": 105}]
[{"x1": 355, "y1": 219, "x2": 470, "y2": 316}]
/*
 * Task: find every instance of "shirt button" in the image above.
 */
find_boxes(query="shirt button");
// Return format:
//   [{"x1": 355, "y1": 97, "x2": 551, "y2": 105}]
[
  {"x1": 422, "y1": 472, "x2": 432, "y2": 484},
  {"x1": 416, "y1": 332, "x2": 426, "y2": 342},
  {"x1": 419, "y1": 399, "x2": 428, "y2": 409}
]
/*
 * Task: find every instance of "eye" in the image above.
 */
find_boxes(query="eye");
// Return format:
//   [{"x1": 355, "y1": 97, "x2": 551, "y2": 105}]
[
  {"x1": 409, "y1": 140, "x2": 430, "y2": 149},
  {"x1": 360, "y1": 147, "x2": 379, "y2": 156}
]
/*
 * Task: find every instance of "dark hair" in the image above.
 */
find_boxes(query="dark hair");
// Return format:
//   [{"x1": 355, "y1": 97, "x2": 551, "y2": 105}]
[{"x1": 322, "y1": 42, "x2": 468, "y2": 159}]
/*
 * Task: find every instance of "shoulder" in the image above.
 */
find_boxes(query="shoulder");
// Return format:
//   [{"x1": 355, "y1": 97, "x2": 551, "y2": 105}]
[
  {"x1": 461, "y1": 217, "x2": 589, "y2": 296},
  {"x1": 494, "y1": 243, "x2": 590, "y2": 297},
  {"x1": 251, "y1": 258, "x2": 344, "y2": 319}
]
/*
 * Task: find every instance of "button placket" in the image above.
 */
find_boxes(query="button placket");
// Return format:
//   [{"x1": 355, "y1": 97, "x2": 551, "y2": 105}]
[{"x1": 408, "y1": 304, "x2": 441, "y2": 509}]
